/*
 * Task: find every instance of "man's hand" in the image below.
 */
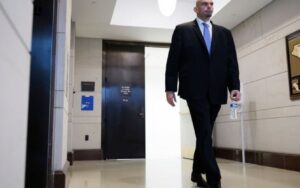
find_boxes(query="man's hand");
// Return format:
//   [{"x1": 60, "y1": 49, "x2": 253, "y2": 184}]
[
  {"x1": 166, "y1": 91, "x2": 177, "y2": 107},
  {"x1": 230, "y1": 90, "x2": 241, "y2": 101}
]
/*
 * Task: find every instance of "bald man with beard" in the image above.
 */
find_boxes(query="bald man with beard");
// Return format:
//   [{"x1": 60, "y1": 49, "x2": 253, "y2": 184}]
[{"x1": 165, "y1": 0, "x2": 241, "y2": 187}]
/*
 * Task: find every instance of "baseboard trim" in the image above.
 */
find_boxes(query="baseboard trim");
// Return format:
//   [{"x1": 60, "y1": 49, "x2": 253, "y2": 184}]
[
  {"x1": 53, "y1": 171, "x2": 65, "y2": 188},
  {"x1": 73, "y1": 149, "x2": 103, "y2": 161},
  {"x1": 214, "y1": 147, "x2": 300, "y2": 172}
]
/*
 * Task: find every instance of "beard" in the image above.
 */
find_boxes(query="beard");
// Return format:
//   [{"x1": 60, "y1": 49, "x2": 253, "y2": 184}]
[{"x1": 204, "y1": 10, "x2": 213, "y2": 18}]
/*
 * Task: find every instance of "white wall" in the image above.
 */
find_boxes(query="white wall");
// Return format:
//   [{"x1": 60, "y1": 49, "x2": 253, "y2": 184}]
[
  {"x1": 67, "y1": 21, "x2": 76, "y2": 152},
  {"x1": 145, "y1": 47, "x2": 181, "y2": 159},
  {"x1": 214, "y1": 0, "x2": 300, "y2": 154},
  {"x1": 0, "y1": 0, "x2": 33, "y2": 187},
  {"x1": 52, "y1": 0, "x2": 72, "y2": 171},
  {"x1": 72, "y1": 37, "x2": 102, "y2": 150},
  {"x1": 145, "y1": 46, "x2": 182, "y2": 188},
  {"x1": 180, "y1": 100, "x2": 196, "y2": 159}
]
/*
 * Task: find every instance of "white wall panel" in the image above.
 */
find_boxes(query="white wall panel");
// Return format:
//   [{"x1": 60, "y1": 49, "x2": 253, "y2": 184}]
[
  {"x1": 214, "y1": 0, "x2": 300, "y2": 155},
  {"x1": 0, "y1": 2, "x2": 32, "y2": 187},
  {"x1": 145, "y1": 47, "x2": 181, "y2": 159}
]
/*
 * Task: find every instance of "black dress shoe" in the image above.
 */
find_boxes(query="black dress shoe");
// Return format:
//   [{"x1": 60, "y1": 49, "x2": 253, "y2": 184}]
[{"x1": 191, "y1": 174, "x2": 208, "y2": 187}]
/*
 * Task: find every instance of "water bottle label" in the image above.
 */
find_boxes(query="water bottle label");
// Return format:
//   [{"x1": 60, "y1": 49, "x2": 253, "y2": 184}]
[
  {"x1": 230, "y1": 102, "x2": 239, "y2": 120},
  {"x1": 230, "y1": 103, "x2": 239, "y2": 109}
]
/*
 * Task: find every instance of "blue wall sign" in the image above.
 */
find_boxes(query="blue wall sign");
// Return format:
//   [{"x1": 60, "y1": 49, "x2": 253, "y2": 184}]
[{"x1": 81, "y1": 96, "x2": 94, "y2": 111}]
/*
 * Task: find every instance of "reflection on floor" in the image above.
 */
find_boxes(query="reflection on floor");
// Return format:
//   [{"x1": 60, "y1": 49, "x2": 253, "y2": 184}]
[{"x1": 67, "y1": 158, "x2": 300, "y2": 188}]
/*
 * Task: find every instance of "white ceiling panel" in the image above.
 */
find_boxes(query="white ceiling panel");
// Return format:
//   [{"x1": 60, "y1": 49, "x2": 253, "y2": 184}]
[
  {"x1": 72, "y1": 0, "x2": 273, "y2": 42},
  {"x1": 111, "y1": 0, "x2": 231, "y2": 29}
]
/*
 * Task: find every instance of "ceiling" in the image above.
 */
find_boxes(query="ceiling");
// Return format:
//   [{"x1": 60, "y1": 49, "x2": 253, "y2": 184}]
[
  {"x1": 72, "y1": 0, "x2": 273, "y2": 43},
  {"x1": 110, "y1": 0, "x2": 231, "y2": 29}
]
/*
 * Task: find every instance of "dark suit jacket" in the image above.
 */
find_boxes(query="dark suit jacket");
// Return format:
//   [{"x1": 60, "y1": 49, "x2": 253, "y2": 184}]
[{"x1": 165, "y1": 20, "x2": 240, "y2": 104}]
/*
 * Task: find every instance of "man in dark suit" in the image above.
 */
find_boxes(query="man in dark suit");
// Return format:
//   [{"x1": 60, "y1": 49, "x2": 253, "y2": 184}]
[{"x1": 165, "y1": 0, "x2": 241, "y2": 187}]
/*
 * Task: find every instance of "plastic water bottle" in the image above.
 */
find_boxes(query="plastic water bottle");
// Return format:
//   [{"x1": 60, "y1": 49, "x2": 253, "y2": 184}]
[{"x1": 230, "y1": 101, "x2": 240, "y2": 120}]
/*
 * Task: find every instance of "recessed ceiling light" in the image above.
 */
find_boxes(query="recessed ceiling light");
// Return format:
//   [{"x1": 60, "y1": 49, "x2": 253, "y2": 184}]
[{"x1": 158, "y1": 0, "x2": 177, "y2": 17}]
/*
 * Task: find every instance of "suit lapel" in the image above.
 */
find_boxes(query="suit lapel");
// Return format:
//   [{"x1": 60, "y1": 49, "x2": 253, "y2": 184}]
[
  {"x1": 210, "y1": 22, "x2": 218, "y2": 56},
  {"x1": 192, "y1": 20, "x2": 208, "y2": 54}
]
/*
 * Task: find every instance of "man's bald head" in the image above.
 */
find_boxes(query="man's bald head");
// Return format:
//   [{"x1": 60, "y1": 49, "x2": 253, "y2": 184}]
[{"x1": 194, "y1": 0, "x2": 214, "y2": 21}]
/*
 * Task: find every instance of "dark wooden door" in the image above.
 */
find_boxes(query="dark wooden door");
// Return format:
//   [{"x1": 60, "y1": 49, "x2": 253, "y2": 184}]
[{"x1": 102, "y1": 41, "x2": 145, "y2": 159}]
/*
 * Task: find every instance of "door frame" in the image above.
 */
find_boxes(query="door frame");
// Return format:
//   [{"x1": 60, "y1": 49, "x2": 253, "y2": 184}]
[{"x1": 101, "y1": 40, "x2": 169, "y2": 159}]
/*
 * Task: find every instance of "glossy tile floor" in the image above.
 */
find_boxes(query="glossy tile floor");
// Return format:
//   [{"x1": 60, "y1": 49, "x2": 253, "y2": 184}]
[{"x1": 67, "y1": 158, "x2": 300, "y2": 188}]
